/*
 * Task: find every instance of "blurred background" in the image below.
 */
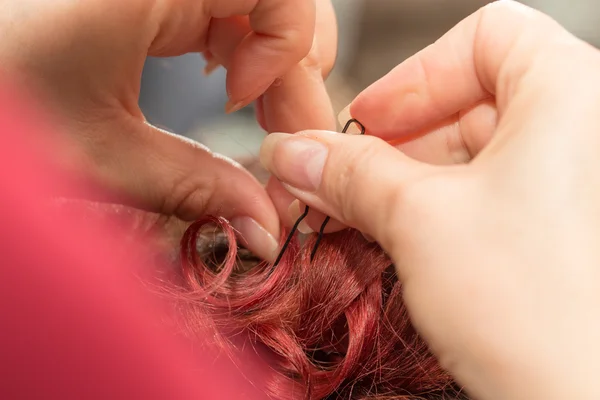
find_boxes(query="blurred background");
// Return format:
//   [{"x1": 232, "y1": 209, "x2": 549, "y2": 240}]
[{"x1": 139, "y1": 0, "x2": 599, "y2": 180}]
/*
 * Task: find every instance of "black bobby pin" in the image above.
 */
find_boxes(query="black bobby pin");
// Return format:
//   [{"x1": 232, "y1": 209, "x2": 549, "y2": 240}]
[
  {"x1": 342, "y1": 118, "x2": 366, "y2": 136},
  {"x1": 272, "y1": 119, "x2": 365, "y2": 267},
  {"x1": 310, "y1": 119, "x2": 365, "y2": 261},
  {"x1": 310, "y1": 216, "x2": 330, "y2": 262},
  {"x1": 273, "y1": 203, "x2": 310, "y2": 267}
]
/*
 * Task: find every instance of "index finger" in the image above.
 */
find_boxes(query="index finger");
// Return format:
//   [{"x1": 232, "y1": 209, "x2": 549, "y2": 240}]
[
  {"x1": 348, "y1": 1, "x2": 577, "y2": 140},
  {"x1": 208, "y1": 0, "x2": 316, "y2": 112},
  {"x1": 204, "y1": 12, "x2": 338, "y2": 230}
]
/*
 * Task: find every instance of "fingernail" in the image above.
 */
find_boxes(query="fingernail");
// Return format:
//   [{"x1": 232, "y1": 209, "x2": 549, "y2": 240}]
[
  {"x1": 260, "y1": 133, "x2": 328, "y2": 192},
  {"x1": 338, "y1": 105, "x2": 362, "y2": 135},
  {"x1": 288, "y1": 200, "x2": 313, "y2": 234},
  {"x1": 226, "y1": 78, "x2": 274, "y2": 116},
  {"x1": 230, "y1": 217, "x2": 279, "y2": 262},
  {"x1": 203, "y1": 58, "x2": 221, "y2": 76},
  {"x1": 361, "y1": 232, "x2": 376, "y2": 243},
  {"x1": 225, "y1": 100, "x2": 245, "y2": 114}
]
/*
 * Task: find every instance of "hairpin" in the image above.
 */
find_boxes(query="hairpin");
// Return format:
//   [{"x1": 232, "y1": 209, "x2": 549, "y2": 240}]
[{"x1": 272, "y1": 119, "x2": 366, "y2": 267}]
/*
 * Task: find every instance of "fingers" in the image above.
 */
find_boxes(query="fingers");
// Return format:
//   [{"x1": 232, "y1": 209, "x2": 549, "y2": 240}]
[
  {"x1": 257, "y1": 36, "x2": 339, "y2": 231},
  {"x1": 150, "y1": 0, "x2": 316, "y2": 110},
  {"x1": 69, "y1": 116, "x2": 281, "y2": 262},
  {"x1": 260, "y1": 131, "x2": 437, "y2": 250},
  {"x1": 392, "y1": 99, "x2": 498, "y2": 165},
  {"x1": 208, "y1": 0, "x2": 316, "y2": 111},
  {"x1": 206, "y1": 15, "x2": 336, "y2": 131},
  {"x1": 207, "y1": 11, "x2": 339, "y2": 232},
  {"x1": 347, "y1": 0, "x2": 571, "y2": 141}
]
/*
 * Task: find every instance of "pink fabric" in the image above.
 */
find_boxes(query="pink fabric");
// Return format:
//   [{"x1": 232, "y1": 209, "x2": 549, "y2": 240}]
[{"x1": 0, "y1": 83, "x2": 270, "y2": 399}]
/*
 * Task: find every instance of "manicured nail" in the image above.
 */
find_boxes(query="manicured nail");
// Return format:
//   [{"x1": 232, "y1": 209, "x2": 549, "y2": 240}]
[
  {"x1": 230, "y1": 217, "x2": 279, "y2": 262},
  {"x1": 260, "y1": 133, "x2": 328, "y2": 192},
  {"x1": 225, "y1": 78, "x2": 275, "y2": 116},
  {"x1": 337, "y1": 105, "x2": 363, "y2": 134},
  {"x1": 225, "y1": 100, "x2": 245, "y2": 114},
  {"x1": 203, "y1": 58, "x2": 221, "y2": 76},
  {"x1": 288, "y1": 199, "x2": 313, "y2": 234}
]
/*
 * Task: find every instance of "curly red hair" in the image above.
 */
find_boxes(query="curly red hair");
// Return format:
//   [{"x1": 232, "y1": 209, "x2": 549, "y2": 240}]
[{"x1": 180, "y1": 217, "x2": 465, "y2": 400}]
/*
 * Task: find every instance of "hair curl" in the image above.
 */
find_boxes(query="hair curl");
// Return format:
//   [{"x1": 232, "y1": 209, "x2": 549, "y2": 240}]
[{"x1": 180, "y1": 216, "x2": 466, "y2": 400}]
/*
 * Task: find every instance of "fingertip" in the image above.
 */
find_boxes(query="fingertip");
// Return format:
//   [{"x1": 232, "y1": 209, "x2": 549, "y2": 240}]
[
  {"x1": 337, "y1": 105, "x2": 365, "y2": 135},
  {"x1": 225, "y1": 63, "x2": 275, "y2": 111},
  {"x1": 288, "y1": 199, "x2": 313, "y2": 234},
  {"x1": 224, "y1": 19, "x2": 313, "y2": 106},
  {"x1": 228, "y1": 184, "x2": 281, "y2": 262},
  {"x1": 203, "y1": 58, "x2": 221, "y2": 76},
  {"x1": 230, "y1": 216, "x2": 280, "y2": 263},
  {"x1": 224, "y1": 99, "x2": 245, "y2": 114},
  {"x1": 337, "y1": 104, "x2": 352, "y2": 128},
  {"x1": 344, "y1": 76, "x2": 407, "y2": 140},
  {"x1": 258, "y1": 132, "x2": 279, "y2": 170}
]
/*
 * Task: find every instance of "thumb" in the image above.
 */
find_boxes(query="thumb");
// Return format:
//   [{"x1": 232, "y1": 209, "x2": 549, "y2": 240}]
[
  {"x1": 61, "y1": 116, "x2": 281, "y2": 262},
  {"x1": 259, "y1": 131, "x2": 436, "y2": 249}
]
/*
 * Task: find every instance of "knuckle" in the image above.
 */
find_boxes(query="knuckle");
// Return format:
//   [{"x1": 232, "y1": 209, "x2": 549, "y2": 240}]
[
  {"x1": 162, "y1": 171, "x2": 215, "y2": 221},
  {"x1": 449, "y1": 116, "x2": 473, "y2": 163},
  {"x1": 281, "y1": 1, "x2": 316, "y2": 57},
  {"x1": 265, "y1": 26, "x2": 312, "y2": 68},
  {"x1": 474, "y1": 0, "x2": 582, "y2": 100},
  {"x1": 287, "y1": 28, "x2": 314, "y2": 60},
  {"x1": 297, "y1": 36, "x2": 337, "y2": 79},
  {"x1": 298, "y1": 38, "x2": 323, "y2": 72}
]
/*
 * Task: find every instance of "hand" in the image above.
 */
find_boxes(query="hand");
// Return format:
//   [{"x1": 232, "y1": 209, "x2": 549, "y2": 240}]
[
  {"x1": 200, "y1": 0, "x2": 339, "y2": 232},
  {"x1": 0, "y1": 0, "x2": 323, "y2": 262},
  {"x1": 260, "y1": 2, "x2": 600, "y2": 399}
]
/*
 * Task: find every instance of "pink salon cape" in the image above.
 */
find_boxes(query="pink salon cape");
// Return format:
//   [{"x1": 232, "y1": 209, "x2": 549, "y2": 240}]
[{"x1": 0, "y1": 82, "x2": 271, "y2": 399}]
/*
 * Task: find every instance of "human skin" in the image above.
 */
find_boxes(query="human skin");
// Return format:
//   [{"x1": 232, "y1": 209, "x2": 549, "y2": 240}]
[
  {"x1": 260, "y1": 1, "x2": 600, "y2": 399},
  {"x1": 0, "y1": 0, "x2": 337, "y2": 262}
]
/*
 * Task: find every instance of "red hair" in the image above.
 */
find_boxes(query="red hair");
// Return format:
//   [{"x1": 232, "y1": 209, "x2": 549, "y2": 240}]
[{"x1": 180, "y1": 216, "x2": 465, "y2": 400}]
